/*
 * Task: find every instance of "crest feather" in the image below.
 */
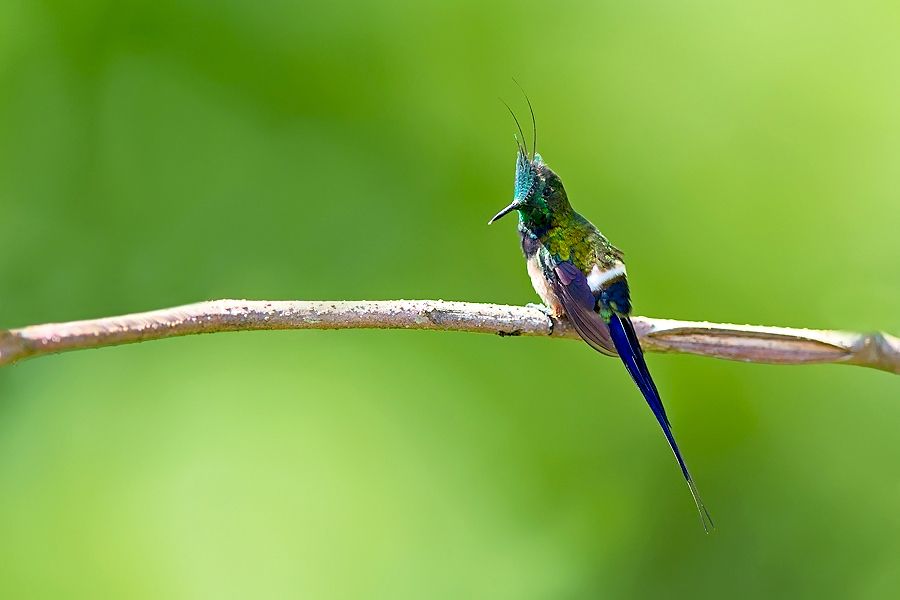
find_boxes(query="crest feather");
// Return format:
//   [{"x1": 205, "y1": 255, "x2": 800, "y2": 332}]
[{"x1": 514, "y1": 148, "x2": 536, "y2": 201}]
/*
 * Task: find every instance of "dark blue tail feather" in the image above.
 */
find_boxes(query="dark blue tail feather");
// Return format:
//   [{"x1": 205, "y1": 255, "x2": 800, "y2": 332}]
[{"x1": 608, "y1": 314, "x2": 714, "y2": 532}]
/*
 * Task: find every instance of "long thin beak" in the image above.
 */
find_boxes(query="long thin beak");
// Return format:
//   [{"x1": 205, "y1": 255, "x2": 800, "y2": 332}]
[{"x1": 488, "y1": 201, "x2": 519, "y2": 225}]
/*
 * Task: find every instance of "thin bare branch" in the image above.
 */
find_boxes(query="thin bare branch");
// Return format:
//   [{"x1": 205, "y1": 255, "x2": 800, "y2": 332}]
[{"x1": 0, "y1": 299, "x2": 897, "y2": 374}]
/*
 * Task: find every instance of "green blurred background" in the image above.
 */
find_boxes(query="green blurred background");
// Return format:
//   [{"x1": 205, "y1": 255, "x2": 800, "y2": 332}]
[{"x1": 1, "y1": 1, "x2": 899, "y2": 598}]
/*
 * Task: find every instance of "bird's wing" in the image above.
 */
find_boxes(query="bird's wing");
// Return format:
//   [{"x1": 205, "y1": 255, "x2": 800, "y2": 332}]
[
  {"x1": 549, "y1": 261, "x2": 616, "y2": 356},
  {"x1": 550, "y1": 256, "x2": 713, "y2": 530}
]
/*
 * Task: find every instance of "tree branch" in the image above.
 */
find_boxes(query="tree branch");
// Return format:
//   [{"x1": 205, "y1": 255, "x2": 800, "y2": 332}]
[{"x1": 1, "y1": 299, "x2": 897, "y2": 374}]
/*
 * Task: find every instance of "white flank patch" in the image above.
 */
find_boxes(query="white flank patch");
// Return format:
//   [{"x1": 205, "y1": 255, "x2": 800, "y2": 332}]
[{"x1": 587, "y1": 263, "x2": 626, "y2": 293}]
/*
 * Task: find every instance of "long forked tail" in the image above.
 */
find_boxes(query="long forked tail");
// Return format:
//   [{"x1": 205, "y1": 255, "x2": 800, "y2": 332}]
[{"x1": 608, "y1": 313, "x2": 715, "y2": 533}]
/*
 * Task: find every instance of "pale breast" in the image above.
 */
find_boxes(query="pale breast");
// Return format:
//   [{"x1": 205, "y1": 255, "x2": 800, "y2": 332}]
[{"x1": 526, "y1": 254, "x2": 566, "y2": 317}]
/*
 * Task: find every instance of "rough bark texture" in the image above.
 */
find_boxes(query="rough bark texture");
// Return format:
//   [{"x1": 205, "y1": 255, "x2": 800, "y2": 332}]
[{"x1": 1, "y1": 299, "x2": 897, "y2": 374}]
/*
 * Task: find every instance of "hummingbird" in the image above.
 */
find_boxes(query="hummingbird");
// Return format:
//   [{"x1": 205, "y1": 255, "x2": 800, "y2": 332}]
[{"x1": 489, "y1": 104, "x2": 714, "y2": 532}]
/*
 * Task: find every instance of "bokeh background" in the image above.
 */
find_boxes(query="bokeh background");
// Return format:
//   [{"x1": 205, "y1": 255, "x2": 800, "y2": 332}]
[{"x1": 2, "y1": 1, "x2": 899, "y2": 598}]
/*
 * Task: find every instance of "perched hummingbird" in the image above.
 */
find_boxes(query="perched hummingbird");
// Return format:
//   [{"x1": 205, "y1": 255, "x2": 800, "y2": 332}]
[{"x1": 489, "y1": 108, "x2": 713, "y2": 532}]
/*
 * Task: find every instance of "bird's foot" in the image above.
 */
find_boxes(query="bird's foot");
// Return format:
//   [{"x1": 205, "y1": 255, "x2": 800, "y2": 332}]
[
  {"x1": 525, "y1": 302, "x2": 552, "y2": 315},
  {"x1": 525, "y1": 303, "x2": 555, "y2": 334}
]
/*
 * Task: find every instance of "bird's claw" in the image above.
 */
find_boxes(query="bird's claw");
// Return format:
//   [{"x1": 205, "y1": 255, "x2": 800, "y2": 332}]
[
  {"x1": 525, "y1": 303, "x2": 555, "y2": 334},
  {"x1": 525, "y1": 302, "x2": 551, "y2": 315}
]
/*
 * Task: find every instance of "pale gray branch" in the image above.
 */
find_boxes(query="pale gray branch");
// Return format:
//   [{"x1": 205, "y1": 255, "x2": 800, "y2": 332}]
[{"x1": 1, "y1": 299, "x2": 897, "y2": 374}]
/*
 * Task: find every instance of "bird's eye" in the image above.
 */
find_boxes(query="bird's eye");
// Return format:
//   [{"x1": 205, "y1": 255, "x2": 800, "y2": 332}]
[{"x1": 543, "y1": 186, "x2": 553, "y2": 196}]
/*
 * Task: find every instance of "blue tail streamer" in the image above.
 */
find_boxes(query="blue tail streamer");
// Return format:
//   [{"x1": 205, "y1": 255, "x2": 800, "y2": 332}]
[{"x1": 608, "y1": 313, "x2": 714, "y2": 532}]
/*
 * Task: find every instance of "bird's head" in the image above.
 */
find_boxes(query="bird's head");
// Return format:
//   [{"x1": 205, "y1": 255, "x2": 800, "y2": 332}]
[{"x1": 488, "y1": 147, "x2": 570, "y2": 227}]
